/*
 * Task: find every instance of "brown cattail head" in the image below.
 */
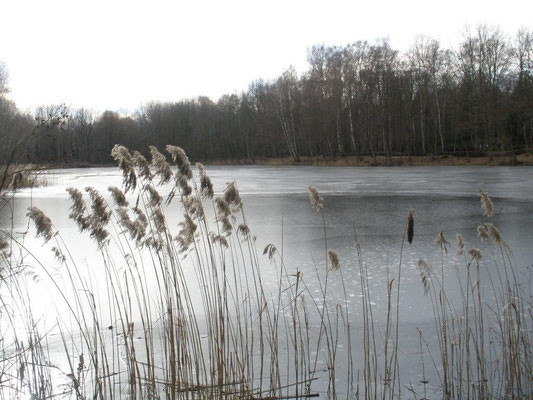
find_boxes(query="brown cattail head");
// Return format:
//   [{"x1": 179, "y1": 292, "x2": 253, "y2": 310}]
[
  {"x1": 308, "y1": 186, "x2": 323, "y2": 213},
  {"x1": 479, "y1": 190, "x2": 494, "y2": 217},
  {"x1": 328, "y1": 249, "x2": 340, "y2": 271},
  {"x1": 407, "y1": 209, "x2": 414, "y2": 244}
]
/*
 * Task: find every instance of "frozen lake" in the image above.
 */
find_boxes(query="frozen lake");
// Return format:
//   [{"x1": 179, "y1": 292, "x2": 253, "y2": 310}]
[{"x1": 2, "y1": 165, "x2": 532, "y2": 398}]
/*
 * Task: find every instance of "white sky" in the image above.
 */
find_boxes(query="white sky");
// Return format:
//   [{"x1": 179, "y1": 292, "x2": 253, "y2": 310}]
[{"x1": 1, "y1": 0, "x2": 532, "y2": 113}]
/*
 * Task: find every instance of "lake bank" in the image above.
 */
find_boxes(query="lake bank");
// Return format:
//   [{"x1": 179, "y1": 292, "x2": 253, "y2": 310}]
[{"x1": 201, "y1": 152, "x2": 533, "y2": 167}]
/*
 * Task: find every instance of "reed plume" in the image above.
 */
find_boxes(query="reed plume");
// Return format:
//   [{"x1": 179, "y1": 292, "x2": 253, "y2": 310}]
[
  {"x1": 149, "y1": 146, "x2": 173, "y2": 184},
  {"x1": 307, "y1": 186, "x2": 323, "y2": 212},
  {"x1": 327, "y1": 249, "x2": 340, "y2": 271},
  {"x1": 176, "y1": 214, "x2": 197, "y2": 253},
  {"x1": 468, "y1": 248, "x2": 483, "y2": 261},
  {"x1": 417, "y1": 259, "x2": 431, "y2": 295},
  {"x1": 196, "y1": 163, "x2": 214, "y2": 198},
  {"x1": 477, "y1": 226, "x2": 489, "y2": 241},
  {"x1": 111, "y1": 144, "x2": 137, "y2": 192},
  {"x1": 456, "y1": 234, "x2": 464, "y2": 256},
  {"x1": 26, "y1": 207, "x2": 54, "y2": 243},
  {"x1": 485, "y1": 223, "x2": 502, "y2": 245},
  {"x1": 108, "y1": 186, "x2": 129, "y2": 207},
  {"x1": 480, "y1": 190, "x2": 494, "y2": 217},
  {"x1": 166, "y1": 145, "x2": 192, "y2": 180}
]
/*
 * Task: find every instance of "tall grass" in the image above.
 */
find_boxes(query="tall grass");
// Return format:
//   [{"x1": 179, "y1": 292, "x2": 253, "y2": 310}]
[{"x1": 0, "y1": 144, "x2": 531, "y2": 399}]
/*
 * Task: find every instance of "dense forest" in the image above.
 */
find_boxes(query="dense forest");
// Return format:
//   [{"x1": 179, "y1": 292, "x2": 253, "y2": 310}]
[{"x1": 1, "y1": 25, "x2": 532, "y2": 165}]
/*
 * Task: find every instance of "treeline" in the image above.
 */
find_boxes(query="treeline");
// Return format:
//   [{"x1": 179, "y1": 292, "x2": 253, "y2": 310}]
[{"x1": 1, "y1": 25, "x2": 532, "y2": 165}]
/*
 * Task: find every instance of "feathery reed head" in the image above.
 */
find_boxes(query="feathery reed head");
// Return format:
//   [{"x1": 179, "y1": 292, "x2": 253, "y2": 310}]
[
  {"x1": 145, "y1": 184, "x2": 163, "y2": 207},
  {"x1": 435, "y1": 230, "x2": 450, "y2": 251},
  {"x1": 477, "y1": 225, "x2": 489, "y2": 241},
  {"x1": 108, "y1": 186, "x2": 129, "y2": 207},
  {"x1": 417, "y1": 259, "x2": 431, "y2": 295},
  {"x1": 456, "y1": 234, "x2": 464, "y2": 256},
  {"x1": 485, "y1": 222, "x2": 502, "y2": 245},
  {"x1": 479, "y1": 190, "x2": 494, "y2": 217},
  {"x1": 237, "y1": 223, "x2": 250, "y2": 238},
  {"x1": 176, "y1": 214, "x2": 197, "y2": 253},
  {"x1": 166, "y1": 145, "x2": 192, "y2": 180},
  {"x1": 407, "y1": 209, "x2": 414, "y2": 244},
  {"x1": 197, "y1": 163, "x2": 214, "y2": 198},
  {"x1": 327, "y1": 249, "x2": 340, "y2": 271},
  {"x1": 308, "y1": 186, "x2": 323, "y2": 213},
  {"x1": 215, "y1": 198, "x2": 231, "y2": 219},
  {"x1": 27, "y1": 207, "x2": 54, "y2": 243},
  {"x1": 263, "y1": 243, "x2": 278, "y2": 261},
  {"x1": 132, "y1": 150, "x2": 153, "y2": 181},
  {"x1": 111, "y1": 144, "x2": 137, "y2": 193},
  {"x1": 223, "y1": 182, "x2": 242, "y2": 210},
  {"x1": 468, "y1": 248, "x2": 482, "y2": 261},
  {"x1": 149, "y1": 146, "x2": 173, "y2": 185},
  {"x1": 210, "y1": 232, "x2": 229, "y2": 248}
]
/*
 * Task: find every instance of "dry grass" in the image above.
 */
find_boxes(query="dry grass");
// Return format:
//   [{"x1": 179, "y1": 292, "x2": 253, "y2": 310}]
[{"x1": 0, "y1": 145, "x2": 531, "y2": 399}]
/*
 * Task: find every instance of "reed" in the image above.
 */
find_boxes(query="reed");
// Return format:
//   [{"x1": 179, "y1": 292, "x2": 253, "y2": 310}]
[{"x1": 0, "y1": 145, "x2": 531, "y2": 400}]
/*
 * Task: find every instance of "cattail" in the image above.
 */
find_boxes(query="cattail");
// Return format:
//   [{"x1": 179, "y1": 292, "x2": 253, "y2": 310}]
[
  {"x1": 480, "y1": 190, "x2": 494, "y2": 217},
  {"x1": 210, "y1": 232, "x2": 229, "y2": 248},
  {"x1": 149, "y1": 146, "x2": 173, "y2": 185},
  {"x1": 166, "y1": 145, "x2": 192, "y2": 180},
  {"x1": 327, "y1": 249, "x2": 340, "y2": 271},
  {"x1": 468, "y1": 248, "x2": 482, "y2": 261},
  {"x1": 477, "y1": 226, "x2": 489, "y2": 241},
  {"x1": 417, "y1": 259, "x2": 431, "y2": 295},
  {"x1": 27, "y1": 207, "x2": 54, "y2": 242},
  {"x1": 197, "y1": 163, "x2": 214, "y2": 198},
  {"x1": 407, "y1": 209, "x2": 414, "y2": 244},
  {"x1": 144, "y1": 184, "x2": 163, "y2": 207},
  {"x1": 108, "y1": 186, "x2": 128, "y2": 207},
  {"x1": 308, "y1": 186, "x2": 323, "y2": 213},
  {"x1": 176, "y1": 214, "x2": 197, "y2": 253},
  {"x1": 485, "y1": 222, "x2": 502, "y2": 245},
  {"x1": 223, "y1": 182, "x2": 242, "y2": 210},
  {"x1": 456, "y1": 234, "x2": 464, "y2": 256},
  {"x1": 132, "y1": 151, "x2": 153, "y2": 181},
  {"x1": 111, "y1": 145, "x2": 137, "y2": 193}
]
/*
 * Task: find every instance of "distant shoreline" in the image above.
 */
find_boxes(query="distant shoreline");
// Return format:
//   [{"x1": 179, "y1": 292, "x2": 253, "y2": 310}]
[
  {"x1": 200, "y1": 152, "x2": 533, "y2": 167},
  {"x1": 34, "y1": 152, "x2": 533, "y2": 169}
]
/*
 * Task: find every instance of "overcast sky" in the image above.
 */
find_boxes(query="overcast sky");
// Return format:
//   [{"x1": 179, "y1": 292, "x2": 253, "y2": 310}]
[{"x1": 1, "y1": 0, "x2": 532, "y2": 113}]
